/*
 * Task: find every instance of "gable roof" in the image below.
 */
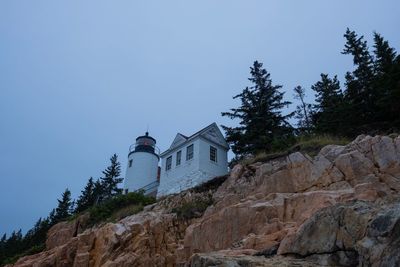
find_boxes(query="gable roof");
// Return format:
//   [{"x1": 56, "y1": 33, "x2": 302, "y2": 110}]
[
  {"x1": 160, "y1": 123, "x2": 229, "y2": 157},
  {"x1": 169, "y1": 133, "x2": 188, "y2": 149}
]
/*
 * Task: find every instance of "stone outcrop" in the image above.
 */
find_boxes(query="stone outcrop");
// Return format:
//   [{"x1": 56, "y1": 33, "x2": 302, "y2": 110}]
[
  {"x1": 9, "y1": 135, "x2": 400, "y2": 267},
  {"x1": 46, "y1": 213, "x2": 90, "y2": 250},
  {"x1": 278, "y1": 200, "x2": 400, "y2": 266}
]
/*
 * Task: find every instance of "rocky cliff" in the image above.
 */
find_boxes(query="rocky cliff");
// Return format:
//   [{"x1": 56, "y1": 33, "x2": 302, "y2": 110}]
[{"x1": 9, "y1": 135, "x2": 400, "y2": 267}]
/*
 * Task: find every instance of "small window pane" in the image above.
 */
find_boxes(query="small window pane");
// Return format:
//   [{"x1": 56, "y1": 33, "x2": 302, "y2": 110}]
[
  {"x1": 176, "y1": 150, "x2": 181, "y2": 166},
  {"x1": 186, "y1": 144, "x2": 194, "y2": 160},
  {"x1": 129, "y1": 159, "x2": 133, "y2": 167},
  {"x1": 210, "y1": 146, "x2": 217, "y2": 162},
  {"x1": 166, "y1": 156, "x2": 172, "y2": 171}
]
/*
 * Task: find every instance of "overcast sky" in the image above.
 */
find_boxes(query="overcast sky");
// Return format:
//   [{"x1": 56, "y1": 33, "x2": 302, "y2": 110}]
[{"x1": 0, "y1": 1, "x2": 399, "y2": 235}]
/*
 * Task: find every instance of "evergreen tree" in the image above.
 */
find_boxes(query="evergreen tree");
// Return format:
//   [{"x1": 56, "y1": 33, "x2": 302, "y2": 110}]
[
  {"x1": 311, "y1": 74, "x2": 344, "y2": 134},
  {"x1": 100, "y1": 154, "x2": 123, "y2": 200},
  {"x1": 26, "y1": 218, "x2": 49, "y2": 248},
  {"x1": 372, "y1": 32, "x2": 400, "y2": 127},
  {"x1": 339, "y1": 29, "x2": 400, "y2": 134},
  {"x1": 75, "y1": 177, "x2": 96, "y2": 213},
  {"x1": 0, "y1": 233, "x2": 6, "y2": 263},
  {"x1": 293, "y1": 86, "x2": 313, "y2": 134},
  {"x1": 4, "y1": 230, "x2": 23, "y2": 258},
  {"x1": 373, "y1": 32, "x2": 397, "y2": 74},
  {"x1": 221, "y1": 61, "x2": 294, "y2": 157},
  {"x1": 52, "y1": 188, "x2": 73, "y2": 223},
  {"x1": 342, "y1": 28, "x2": 376, "y2": 133},
  {"x1": 93, "y1": 178, "x2": 104, "y2": 204},
  {"x1": 48, "y1": 208, "x2": 56, "y2": 225}
]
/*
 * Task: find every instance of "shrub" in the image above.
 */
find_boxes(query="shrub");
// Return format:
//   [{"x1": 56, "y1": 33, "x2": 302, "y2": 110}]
[
  {"x1": 172, "y1": 197, "x2": 213, "y2": 220},
  {"x1": 108, "y1": 204, "x2": 144, "y2": 222},
  {"x1": 88, "y1": 192, "x2": 155, "y2": 226},
  {"x1": 191, "y1": 175, "x2": 229, "y2": 193}
]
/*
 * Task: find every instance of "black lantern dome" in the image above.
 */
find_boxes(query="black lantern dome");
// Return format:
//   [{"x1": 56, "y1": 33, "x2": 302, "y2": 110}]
[{"x1": 129, "y1": 132, "x2": 159, "y2": 157}]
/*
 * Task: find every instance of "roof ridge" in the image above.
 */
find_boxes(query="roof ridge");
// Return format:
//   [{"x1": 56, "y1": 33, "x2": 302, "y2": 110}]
[{"x1": 161, "y1": 122, "x2": 223, "y2": 157}]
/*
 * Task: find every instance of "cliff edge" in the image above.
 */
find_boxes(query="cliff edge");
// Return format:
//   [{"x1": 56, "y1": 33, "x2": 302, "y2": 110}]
[{"x1": 9, "y1": 134, "x2": 400, "y2": 267}]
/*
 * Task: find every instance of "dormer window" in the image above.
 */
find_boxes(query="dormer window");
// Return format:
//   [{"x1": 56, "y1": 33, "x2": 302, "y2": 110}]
[{"x1": 186, "y1": 144, "x2": 194, "y2": 160}]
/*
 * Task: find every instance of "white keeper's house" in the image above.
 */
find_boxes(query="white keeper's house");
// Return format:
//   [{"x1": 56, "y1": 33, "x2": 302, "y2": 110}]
[{"x1": 123, "y1": 123, "x2": 229, "y2": 198}]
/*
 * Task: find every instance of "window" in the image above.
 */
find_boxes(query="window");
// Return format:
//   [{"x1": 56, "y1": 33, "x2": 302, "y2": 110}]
[
  {"x1": 166, "y1": 156, "x2": 172, "y2": 171},
  {"x1": 129, "y1": 159, "x2": 133, "y2": 168},
  {"x1": 210, "y1": 146, "x2": 217, "y2": 162},
  {"x1": 176, "y1": 150, "x2": 181, "y2": 166},
  {"x1": 186, "y1": 144, "x2": 194, "y2": 160}
]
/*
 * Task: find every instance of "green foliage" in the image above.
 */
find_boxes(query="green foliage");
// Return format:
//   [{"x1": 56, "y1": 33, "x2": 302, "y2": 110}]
[
  {"x1": 1, "y1": 154, "x2": 125, "y2": 266},
  {"x1": 1, "y1": 244, "x2": 45, "y2": 266},
  {"x1": 99, "y1": 154, "x2": 123, "y2": 202},
  {"x1": 308, "y1": 29, "x2": 400, "y2": 137},
  {"x1": 291, "y1": 135, "x2": 350, "y2": 156},
  {"x1": 240, "y1": 134, "x2": 350, "y2": 165},
  {"x1": 222, "y1": 61, "x2": 295, "y2": 158},
  {"x1": 0, "y1": 222, "x2": 49, "y2": 266},
  {"x1": 372, "y1": 32, "x2": 400, "y2": 126},
  {"x1": 108, "y1": 205, "x2": 144, "y2": 223},
  {"x1": 52, "y1": 188, "x2": 73, "y2": 224},
  {"x1": 191, "y1": 175, "x2": 229, "y2": 193},
  {"x1": 87, "y1": 192, "x2": 155, "y2": 226},
  {"x1": 293, "y1": 85, "x2": 313, "y2": 134},
  {"x1": 75, "y1": 177, "x2": 96, "y2": 213},
  {"x1": 0, "y1": 187, "x2": 72, "y2": 266},
  {"x1": 172, "y1": 196, "x2": 213, "y2": 220},
  {"x1": 311, "y1": 74, "x2": 344, "y2": 135}
]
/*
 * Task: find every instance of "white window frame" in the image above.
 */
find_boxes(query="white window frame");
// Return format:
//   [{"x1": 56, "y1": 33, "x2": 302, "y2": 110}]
[
  {"x1": 210, "y1": 146, "x2": 217, "y2": 162},
  {"x1": 166, "y1": 156, "x2": 172, "y2": 171},
  {"x1": 176, "y1": 150, "x2": 182, "y2": 166},
  {"x1": 186, "y1": 144, "x2": 194, "y2": 161}
]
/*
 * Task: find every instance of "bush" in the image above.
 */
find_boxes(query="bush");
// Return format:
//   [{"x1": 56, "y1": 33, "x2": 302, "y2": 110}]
[
  {"x1": 172, "y1": 197, "x2": 213, "y2": 220},
  {"x1": 88, "y1": 192, "x2": 155, "y2": 226},
  {"x1": 191, "y1": 175, "x2": 229, "y2": 193},
  {"x1": 108, "y1": 204, "x2": 144, "y2": 223}
]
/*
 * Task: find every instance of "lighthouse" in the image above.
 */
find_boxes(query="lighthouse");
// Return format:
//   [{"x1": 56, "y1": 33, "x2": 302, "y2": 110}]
[{"x1": 123, "y1": 132, "x2": 160, "y2": 196}]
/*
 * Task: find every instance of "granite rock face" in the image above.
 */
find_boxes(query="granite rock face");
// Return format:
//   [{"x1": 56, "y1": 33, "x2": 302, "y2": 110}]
[{"x1": 9, "y1": 135, "x2": 400, "y2": 267}]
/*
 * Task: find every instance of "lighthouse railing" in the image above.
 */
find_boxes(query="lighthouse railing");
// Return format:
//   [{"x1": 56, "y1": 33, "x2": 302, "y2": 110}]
[
  {"x1": 135, "y1": 180, "x2": 160, "y2": 196},
  {"x1": 128, "y1": 144, "x2": 160, "y2": 155}
]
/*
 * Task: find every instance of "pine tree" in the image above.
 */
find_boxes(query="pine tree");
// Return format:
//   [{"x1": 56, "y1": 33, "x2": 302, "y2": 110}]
[
  {"x1": 48, "y1": 208, "x2": 56, "y2": 225},
  {"x1": 311, "y1": 74, "x2": 344, "y2": 134},
  {"x1": 221, "y1": 61, "x2": 294, "y2": 157},
  {"x1": 100, "y1": 154, "x2": 123, "y2": 200},
  {"x1": 342, "y1": 28, "x2": 376, "y2": 133},
  {"x1": 4, "y1": 230, "x2": 23, "y2": 257},
  {"x1": 75, "y1": 177, "x2": 96, "y2": 213},
  {"x1": 0, "y1": 233, "x2": 6, "y2": 263},
  {"x1": 52, "y1": 188, "x2": 73, "y2": 223},
  {"x1": 293, "y1": 86, "x2": 313, "y2": 134},
  {"x1": 372, "y1": 32, "x2": 400, "y2": 128},
  {"x1": 373, "y1": 32, "x2": 396, "y2": 74},
  {"x1": 93, "y1": 178, "x2": 104, "y2": 204}
]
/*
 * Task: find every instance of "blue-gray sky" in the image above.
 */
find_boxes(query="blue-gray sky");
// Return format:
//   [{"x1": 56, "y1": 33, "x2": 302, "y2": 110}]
[{"x1": 0, "y1": 1, "x2": 399, "y2": 235}]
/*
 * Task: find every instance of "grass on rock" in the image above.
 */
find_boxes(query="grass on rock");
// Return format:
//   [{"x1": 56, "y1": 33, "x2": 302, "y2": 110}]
[{"x1": 241, "y1": 135, "x2": 350, "y2": 165}]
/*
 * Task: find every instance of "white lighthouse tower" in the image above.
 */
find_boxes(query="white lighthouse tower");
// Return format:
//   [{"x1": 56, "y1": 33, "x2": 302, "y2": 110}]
[{"x1": 123, "y1": 132, "x2": 160, "y2": 196}]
